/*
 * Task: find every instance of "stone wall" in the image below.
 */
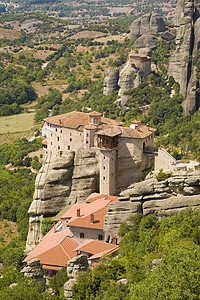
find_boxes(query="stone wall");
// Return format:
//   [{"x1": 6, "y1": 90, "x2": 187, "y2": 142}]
[
  {"x1": 69, "y1": 226, "x2": 104, "y2": 242},
  {"x1": 155, "y1": 148, "x2": 176, "y2": 171},
  {"x1": 64, "y1": 255, "x2": 89, "y2": 299},
  {"x1": 104, "y1": 170, "x2": 200, "y2": 241}
]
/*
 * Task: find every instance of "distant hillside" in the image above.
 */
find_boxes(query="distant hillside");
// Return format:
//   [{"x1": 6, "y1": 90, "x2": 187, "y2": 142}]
[{"x1": 7, "y1": 0, "x2": 177, "y2": 20}]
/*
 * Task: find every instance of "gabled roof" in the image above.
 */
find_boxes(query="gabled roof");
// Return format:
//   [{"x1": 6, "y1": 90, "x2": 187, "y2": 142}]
[
  {"x1": 44, "y1": 111, "x2": 123, "y2": 131},
  {"x1": 60, "y1": 193, "x2": 118, "y2": 230},
  {"x1": 95, "y1": 127, "x2": 122, "y2": 137},
  {"x1": 96, "y1": 125, "x2": 156, "y2": 139},
  {"x1": 24, "y1": 226, "x2": 79, "y2": 266},
  {"x1": 74, "y1": 239, "x2": 119, "y2": 257}
]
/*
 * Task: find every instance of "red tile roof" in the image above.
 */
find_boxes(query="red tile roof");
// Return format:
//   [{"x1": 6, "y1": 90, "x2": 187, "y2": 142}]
[
  {"x1": 42, "y1": 265, "x2": 62, "y2": 271},
  {"x1": 24, "y1": 226, "x2": 79, "y2": 267},
  {"x1": 96, "y1": 125, "x2": 156, "y2": 139},
  {"x1": 61, "y1": 194, "x2": 118, "y2": 230},
  {"x1": 95, "y1": 127, "x2": 122, "y2": 137},
  {"x1": 44, "y1": 111, "x2": 123, "y2": 131},
  {"x1": 74, "y1": 239, "x2": 119, "y2": 257}
]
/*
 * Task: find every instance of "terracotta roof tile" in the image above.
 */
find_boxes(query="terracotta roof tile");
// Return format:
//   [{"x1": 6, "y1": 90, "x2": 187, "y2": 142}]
[
  {"x1": 61, "y1": 194, "x2": 118, "y2": 230},
  {"x1": 89, "y1": 247, "x2": 119, "y2": 260},
  {"x1": 42, "y1": 265, "x2": 62, "y2": 271},
  {"x1": 24, "y1": 226, "x2": 72, "y2": 262},
  {"x1": 74, "y1": 240, "x2": 119, "y2": 256},
  {"x1": 95, "y1": 127, "x2": 122, "y2": 137},
  {"x1": 44, "y1": 111, "x2": 123, "y2": 131}
]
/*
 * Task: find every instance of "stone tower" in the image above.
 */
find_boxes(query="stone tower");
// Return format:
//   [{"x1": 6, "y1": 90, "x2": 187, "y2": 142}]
[{"x1": 96, "y1": 128, "x2": 121, "y2": 195}]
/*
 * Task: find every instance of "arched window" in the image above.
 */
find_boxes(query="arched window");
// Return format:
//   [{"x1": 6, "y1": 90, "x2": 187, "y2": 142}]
[
  {"x1": 98, "y1": 234, "x2": 103, "y2": 241},
  {"x1": 80, "y1": 232, "x2": 85, "y2": 239}
]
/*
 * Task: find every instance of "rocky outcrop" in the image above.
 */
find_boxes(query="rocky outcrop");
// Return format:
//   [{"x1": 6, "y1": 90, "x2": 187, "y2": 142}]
[
  {"x1": 117, "y1": 62, "x2": 140, "y2": 106},
  {"x1": 26, "y1": 149, "x2": 99, "y2": 252},
  {"x1": 134, "y1": 34, "x2": 158, "y2": 49},
  {"x1": 168, "y1": 0, "x2": 200, "y2": 115},
  {"x1": 104, "y1": 170, "x2": 200, "y2": 240},
  {"x1": 103, "y1": 68, "x2": 119, "y2": 95},
  {"x1": 162, "y1": 30, "x2": 176, "y2": 41},
  {"x1": 23, "y1": 258, "x2": 45, "y2": 288},
  {"x1": 116, "y1": 48, "x2": 152, "y2": 106},
  {"x1": 66, "y1": 149, "x2": 99, "y2": 205},
  {"x1": 130, "y1": 13, "x2": 166, "y2": 40},
  {"x1": 64, "y1": 255, "x2": 89, "y2": 299}
]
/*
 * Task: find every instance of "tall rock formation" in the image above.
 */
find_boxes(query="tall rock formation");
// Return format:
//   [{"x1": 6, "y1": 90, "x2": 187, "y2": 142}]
[
  {"x1": 130, "y1": 13, "x2": 166, "y2": 40},
  {"x1": 26, "y1": 149, "x2": 99, "y2": 252},
  {"x1": 103, "y1": 68, "x2": 119, "y2": 95},
  {"x1": 116, "y1": 50, "x2": 152, "y2": 106},
  {"x1": 168, "y1": 0, "x2": 200, "y2": 115}
]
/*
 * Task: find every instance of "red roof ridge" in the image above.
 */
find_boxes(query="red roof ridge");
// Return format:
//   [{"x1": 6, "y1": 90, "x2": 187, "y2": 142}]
[{"x1": 60, "y1": 241, "x2": 71, "y2": 260}]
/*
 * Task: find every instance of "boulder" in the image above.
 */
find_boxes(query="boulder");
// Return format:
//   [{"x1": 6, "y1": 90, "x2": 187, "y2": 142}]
[
  {"x1": 134, "y1": 35, "x2": 158, "y2": 49},
  {"x1": 120, "y1": 178, "x2": 155, "y2": 197},
  {"x1": 162, "y1": 31, "x2": 176, "y2": 40},
  {"x1": 23, "y1": 258, "x2": 45, "y2": 288}
]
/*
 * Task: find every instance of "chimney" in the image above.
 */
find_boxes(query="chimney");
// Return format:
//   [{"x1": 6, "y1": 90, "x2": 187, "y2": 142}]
[
  {"x1": 77, "y1": 208, "x2": 80, "y2": 217},
  {"x1": 103, "y1": 112, "x2": 106, "y2": 118},
  {"x1": 90, "y1": 213, "x2": 94, "y2": 224},
  {"x1": 59, "y1": 118, "x2": 62, "y2": 124},
  {"x1": 113, "y1": 236, "x2": 118, "y2": 245},
  {"x1": 147, "y1": 123, "x2": 149, "y2": 130}
]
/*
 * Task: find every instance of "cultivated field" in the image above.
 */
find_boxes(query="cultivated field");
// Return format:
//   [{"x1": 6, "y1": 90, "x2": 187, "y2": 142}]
[{"x1": 0, "y1": 113, "x2": 35, "y2": 134}]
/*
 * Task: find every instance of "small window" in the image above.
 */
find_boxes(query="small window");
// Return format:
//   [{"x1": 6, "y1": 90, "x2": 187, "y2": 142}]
[
  {"x1": 70, "y1": 133, "x2": 72, "y2": 136},
  {"x1": 104, "y1": 156, "x2": 105, "y2": 159},
  {"x1": 51, "y1": 142, "x2": 52, "y2": 145},
  {"x1": 70, "y1": 138, "x2": 72, "y2": 142},
  {"x1": 57, "y1": 137, "x2": 59, "y2": 141},
  {"x1": 68, "y1": 145, "x2": 70, "y2": 150},
  {"x1": 61, "y1": 130, "x2": 62, "y2": 133},
  {"x1": 98, "y1": 235, "x2": 103, "y2": 241},
  {"x1": 58, "y1": 146, "x2": 60, "y2": 149},
  {"x1": 80, "y1": 232, "x2": 84, "y2": 238},
  {"x1": 56, "y1": 129, "x2": 57, "y2": 132},
  {"x1": 103, "y1": 177, "x2": 105, "y2": 180},
  {"x1": 87, "y1": 133, "x2": 89, "y2": 137},
  {"x1": 86, "y1": 140, "x2": 89, "y2": 144},
  {"x1": 51, "y1": 133, "x2": 52, "y2": 137},
  {"x1": 103, "y1": 166, "x2": 105, "y2": 170}
]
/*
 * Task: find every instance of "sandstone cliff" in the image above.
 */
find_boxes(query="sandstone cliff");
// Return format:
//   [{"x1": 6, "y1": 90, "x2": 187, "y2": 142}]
[
  {"x1": 104, "y1": 170, "x2": 200, "y2": 242},
  {"x1": 168, "y1": 0, "x2": 200, "y2": 115},
  {"x1": 26, "y1": 149, "x2": 99, "y2": 252},
  {"x1": 103, "y1": 68, "x2": 119, "y2": 96},
  {"x1": 130, "y1": 13, "x2": 166, "y2": 40}
]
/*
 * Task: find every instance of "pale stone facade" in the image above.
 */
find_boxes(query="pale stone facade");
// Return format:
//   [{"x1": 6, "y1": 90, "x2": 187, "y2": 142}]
[
  {"x1": 69, "y1": 226, "x2": 104, "y2": 243},
  {"x1": 44, "y1": 111, "x2": 156, "y2": 196}
]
